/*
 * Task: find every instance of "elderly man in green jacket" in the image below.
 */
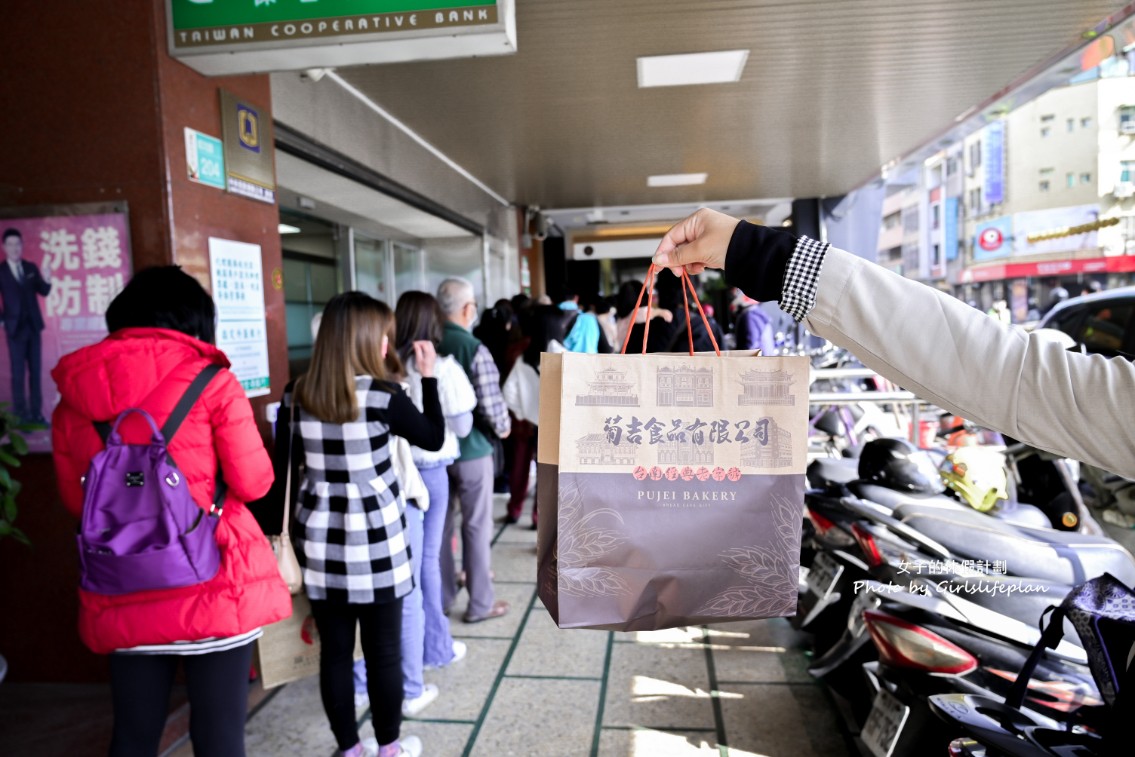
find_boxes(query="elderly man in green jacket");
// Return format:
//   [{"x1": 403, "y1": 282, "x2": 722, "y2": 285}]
[{"x1": 437, "y1": 277, "x2": 512, "y2": 623}]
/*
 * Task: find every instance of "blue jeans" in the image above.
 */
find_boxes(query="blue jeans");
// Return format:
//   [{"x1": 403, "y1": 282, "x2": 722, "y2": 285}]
[
  {"x1": 400, "y1": 504, "x2": 426, "y2": 698},
  {"x1": 419, "y1": 464, "x2": 458, "y2": 667},
  {"x1": 354, "y1": 504, "x2": 427, "y2": 699},
  {"x1": 354, "y1": 469, "x2": 456, "y2": 697}
]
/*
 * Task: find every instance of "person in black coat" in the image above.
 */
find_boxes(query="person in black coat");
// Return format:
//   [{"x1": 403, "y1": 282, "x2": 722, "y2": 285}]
[
  {"x1": 624, "y1": 271, "x2": 723, "y2": 353},
  {"x1": 0, "y1": 228, "x2": 53, "y2": 422}
]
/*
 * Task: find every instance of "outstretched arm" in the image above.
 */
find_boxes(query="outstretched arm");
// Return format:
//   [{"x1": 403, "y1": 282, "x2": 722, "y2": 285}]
[{"x1": 654, "y1": 209, "x2": 1135, "y2": 478}]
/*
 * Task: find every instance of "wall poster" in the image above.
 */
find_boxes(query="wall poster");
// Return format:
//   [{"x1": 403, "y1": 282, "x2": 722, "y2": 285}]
[
  {"x1": 208, "y1": 237, "x2": 271, "y2": 397},
  {"x1": 0, "y1": 203, "x2": 132, "y2": 452}
]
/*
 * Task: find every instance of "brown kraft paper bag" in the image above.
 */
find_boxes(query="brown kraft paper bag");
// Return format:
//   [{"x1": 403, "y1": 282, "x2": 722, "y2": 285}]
[
  {"x1": 537, "y1": 351, "x2": 808, "y2": 631},
  {"x1": 257, "y1": 593, "x2": 364, "y2": 689}
]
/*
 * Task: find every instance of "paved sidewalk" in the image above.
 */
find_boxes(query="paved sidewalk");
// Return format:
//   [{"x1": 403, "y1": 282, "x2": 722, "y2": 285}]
[{"x1": 234, "y1": 494, "x2": 854, "y2": 757}]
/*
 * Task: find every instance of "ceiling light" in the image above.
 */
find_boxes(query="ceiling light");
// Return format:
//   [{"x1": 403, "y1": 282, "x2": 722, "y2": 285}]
[
  {"x1": 647, "y1": 173, "x2": 708, "y2": 187},
  {"x1": 637, "y1": 50, "x2": 749, "y2": 88},
  {"x1": 278, "y1": 223, "x2": 301, "y2": 234}
]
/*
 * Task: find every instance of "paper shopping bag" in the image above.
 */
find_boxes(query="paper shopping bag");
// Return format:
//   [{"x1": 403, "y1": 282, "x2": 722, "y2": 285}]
[
  {"x1": 256, "y1": 593, "x2": 363, "y2": 689},
  {"x1": 537, "y1": 350, "x2": 808, "y2": 631}
]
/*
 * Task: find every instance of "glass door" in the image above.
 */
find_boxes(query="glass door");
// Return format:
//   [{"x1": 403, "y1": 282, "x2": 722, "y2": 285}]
[
  {"x1": 393, "y1": 242, "x2": 425, "y2": 298},
  {"x1": 354, "y1": 233, "x2": 391, "y2": 302}
]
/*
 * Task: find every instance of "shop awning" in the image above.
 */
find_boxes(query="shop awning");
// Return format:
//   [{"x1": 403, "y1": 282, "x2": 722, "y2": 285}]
[{"x1": 960, "y1": 255, "x2": 1135, "y2": 284}]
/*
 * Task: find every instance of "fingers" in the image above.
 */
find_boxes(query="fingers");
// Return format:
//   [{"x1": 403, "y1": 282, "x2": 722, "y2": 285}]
[
  {"x1": 413, "y1": 340, "x2": 437, "y2": 377},
  {"x1": 652, "y1": 208, "x2": 738, "y2": 276}
]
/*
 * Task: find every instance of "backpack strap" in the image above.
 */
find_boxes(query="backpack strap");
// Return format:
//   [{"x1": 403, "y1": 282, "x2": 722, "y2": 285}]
[
  {"x1": 161, "y1": 364, "x2": 223, "y2": 443},
  {"x1": 93, "y1": 364, "x2": 224, "y2": 442}
]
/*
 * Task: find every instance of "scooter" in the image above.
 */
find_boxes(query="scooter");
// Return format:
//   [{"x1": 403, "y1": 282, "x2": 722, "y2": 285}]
[
  {"x1": 928, "y1": 573, "x2": 1135, "y2": 756},
  {"x1": 848, "y1": 575, "x2": 1099, "y2": 757}
]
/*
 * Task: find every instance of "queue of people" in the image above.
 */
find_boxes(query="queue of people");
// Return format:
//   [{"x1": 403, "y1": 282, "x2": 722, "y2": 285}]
[
  {"x1": 49, "y1": 271, "x2": 528, "y2": 757},
  {"x1": 48, "y1": 210, "x2": 1129, "y2": 756}
]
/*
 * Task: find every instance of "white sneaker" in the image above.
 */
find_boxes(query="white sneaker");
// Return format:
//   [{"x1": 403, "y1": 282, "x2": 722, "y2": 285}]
[
  {"x1": 424, "y1": 639, "x2": 467, "y2": 670},
  {"x1": 360, "y1": 735, "x2": 421, "y2": 757},
  {"x1": 399, "y1": 735, "x2": 423, "y2": 757},
  {"x1": 401, "y1": 683, "x2": 439, "y2": 717}
]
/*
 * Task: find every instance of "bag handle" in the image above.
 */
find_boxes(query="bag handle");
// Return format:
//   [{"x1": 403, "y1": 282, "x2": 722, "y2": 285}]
[
  {"x1": 280, "y1": 398, "x2": 298, "y2": 538},
  {"x1": 619, "y1": 265, "x2": 722, "y2": 356},
  {"x1": 93, "y1": 363, "x2": 228, "y2": 514},
  {"x1": 1006, "y1": 604, "x2": 1067, "y2": 710}
]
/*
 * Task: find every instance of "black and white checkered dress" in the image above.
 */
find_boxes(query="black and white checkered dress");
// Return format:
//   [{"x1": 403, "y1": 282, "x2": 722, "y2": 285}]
[{"x1": 283, "y1": 376, "x2": 444, "y2": 604}]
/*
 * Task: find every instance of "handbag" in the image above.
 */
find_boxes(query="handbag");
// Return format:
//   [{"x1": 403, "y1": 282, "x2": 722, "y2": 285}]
[
  {"x1": 537, "y1": 268, "x2": 807, "y2": 631},
  {"x1": 268, "y1": 401, "x2": 303, "y2": 595}
]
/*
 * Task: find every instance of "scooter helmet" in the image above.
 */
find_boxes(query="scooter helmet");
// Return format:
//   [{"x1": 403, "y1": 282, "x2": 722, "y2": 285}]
[
  {"x1": 940, "y1": 446, "x2": 1008, "y2": 512},
  {"x1": 857, "y1": 438, "x2": 945, "y2": 494}
]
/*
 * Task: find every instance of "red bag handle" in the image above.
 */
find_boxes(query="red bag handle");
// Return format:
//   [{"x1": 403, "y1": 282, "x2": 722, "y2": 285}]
[{"x1": 619, "y1": 266, "x2": 722, "y2": 356}]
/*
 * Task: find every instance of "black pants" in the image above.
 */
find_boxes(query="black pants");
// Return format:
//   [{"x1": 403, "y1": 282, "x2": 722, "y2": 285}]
[
  {"x1": 6, "y1": 330, "x2": 41, "y2": 419},
  {"x1": 310, "y1": 597, "x2": 404, "y2": 750},
  {"x1": 107, "y1": 641, "x2": 254, "y2": 757}
]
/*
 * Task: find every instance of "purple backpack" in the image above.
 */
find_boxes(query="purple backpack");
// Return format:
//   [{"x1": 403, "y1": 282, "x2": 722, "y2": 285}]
[{"x1": 77, "y1": 365, "x2": 226, "y2": 595}]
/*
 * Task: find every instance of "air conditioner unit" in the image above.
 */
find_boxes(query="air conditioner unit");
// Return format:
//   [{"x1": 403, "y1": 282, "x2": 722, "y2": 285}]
[
  {"x1": 1121, "y1": 121, "x2": 1135, "y2": 135},
  {"x1": 1115, "y1": 182, "x2": 1135, "y2": 198}
]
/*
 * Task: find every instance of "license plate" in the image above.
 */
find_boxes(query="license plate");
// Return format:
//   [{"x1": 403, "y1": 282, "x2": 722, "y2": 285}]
[
  {"x1": 861, "y1": 687, "x2": 911, "y2": 757},
  {"x1": 806, "y1": 551, "x2": 843, "y2": 600}
]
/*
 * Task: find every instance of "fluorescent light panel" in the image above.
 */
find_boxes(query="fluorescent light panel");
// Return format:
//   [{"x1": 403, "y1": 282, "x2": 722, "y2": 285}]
[
  {"x1": 278, "y1": 223, "x2": 301, "y2": 234},
  {"x1": 637, "y1": 50, "x2": 749, "y2": 88},
  {"x1": 647, "y1": 173, "x2": 708, "y2": 187}
]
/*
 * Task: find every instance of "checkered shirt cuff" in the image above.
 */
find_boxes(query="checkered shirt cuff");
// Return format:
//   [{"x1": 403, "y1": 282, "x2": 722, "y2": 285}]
[{"x1": 780, "y1": 236, "x2": 829, "y2": 322}]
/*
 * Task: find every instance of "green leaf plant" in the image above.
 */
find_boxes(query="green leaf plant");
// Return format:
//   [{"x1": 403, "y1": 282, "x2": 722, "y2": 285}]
[{"x1": 0, "y1": 404, "x2": 39, "y2": 548}]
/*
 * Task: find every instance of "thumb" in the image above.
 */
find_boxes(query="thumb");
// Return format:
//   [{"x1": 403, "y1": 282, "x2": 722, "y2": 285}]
[{"x1": 652, "y1": 216, "x2": 708, "y2": 277}]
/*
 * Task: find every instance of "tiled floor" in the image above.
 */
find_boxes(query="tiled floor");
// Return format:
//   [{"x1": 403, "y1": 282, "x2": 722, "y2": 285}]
[
  {"x1": 0, "y1": 490, "x2": 854, "y2": 757},
  {"x1": 236, "y1": 493, "x2": 855, "y2": 757}
]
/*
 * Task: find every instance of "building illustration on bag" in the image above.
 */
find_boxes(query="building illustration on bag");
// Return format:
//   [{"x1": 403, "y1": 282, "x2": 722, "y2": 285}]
[
  {"x1": 657, "y1": 437, "x2": 714, "y2": 465},
  {"x1": 737, "y1": 368, "x2": 796, "y2": 406},
  {"x1": 576, "y1": 433, "x2": 638, "y2": 465},
  {"x1": 656, "y1": 366, "x2": 713, "y2": 407},
  {"x1": 740, "y1": 418, "x2": 793, "y2": 468},
  {"x1": 576, "y1": 367, "x2": 639, "y2": 406}
]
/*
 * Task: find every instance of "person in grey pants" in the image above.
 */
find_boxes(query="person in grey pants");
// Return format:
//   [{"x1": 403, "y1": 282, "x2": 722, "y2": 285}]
[{"x1": 436, "y1": 277, "x2": 512, "y2": 623}]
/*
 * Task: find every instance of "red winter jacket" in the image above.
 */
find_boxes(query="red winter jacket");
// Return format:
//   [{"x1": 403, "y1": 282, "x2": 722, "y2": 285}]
[{"x1": 51, "y1": 327, "x2": 291, "y2": 654}]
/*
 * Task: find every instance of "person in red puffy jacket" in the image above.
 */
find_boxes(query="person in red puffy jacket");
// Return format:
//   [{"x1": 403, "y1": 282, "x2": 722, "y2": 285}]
[{"x1": 51, "y1": 266, "x2": 291, "y2": 757}]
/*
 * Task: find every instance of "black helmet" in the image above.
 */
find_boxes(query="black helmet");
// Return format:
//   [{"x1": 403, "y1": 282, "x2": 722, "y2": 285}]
[{"x1": 858, "y1": 438, "x2": 945, "y2": 494}]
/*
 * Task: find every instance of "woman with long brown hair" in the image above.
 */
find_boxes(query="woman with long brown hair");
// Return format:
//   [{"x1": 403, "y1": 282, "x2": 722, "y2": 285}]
[
  {"x1": 279, "y1": 291, "x2": 444, "y2": 757},
  {"x1": 394, "y1": 291, "x2": 477, "y2": 682}
]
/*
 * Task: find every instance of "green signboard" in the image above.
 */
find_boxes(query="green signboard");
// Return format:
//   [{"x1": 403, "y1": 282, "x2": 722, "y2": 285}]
[
  {"x1": 166, "y1": 0, "x2": 515, "y2": 75},
  {"x1": 170, "y1": 0, "x2": 498, "y2": 50}
]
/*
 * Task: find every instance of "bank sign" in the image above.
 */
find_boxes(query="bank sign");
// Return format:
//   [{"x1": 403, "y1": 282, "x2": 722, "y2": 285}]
[{"x1": 168, "y1": 0, "x2": 517, "y2": 75}]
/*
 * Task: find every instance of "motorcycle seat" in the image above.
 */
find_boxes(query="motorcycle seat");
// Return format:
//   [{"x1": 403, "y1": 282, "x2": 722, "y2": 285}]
[
  {"x1": 806, "y1": 458, "x2": 859, "y2": 489},
  {"x1": 897, "y1": 509, "x2": 1135, "y2": 586},
  {"x1": 930, "y1": 574, "x2": 1074, "y2": 629},
  {"x1": 848, "y1": 481, "x2": 961, "y2": 512}
]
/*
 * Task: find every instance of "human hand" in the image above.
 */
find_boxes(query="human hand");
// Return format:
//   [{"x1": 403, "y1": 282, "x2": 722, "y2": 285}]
[
  {"x1": 413, "y1": 341, "x2": 437, "y2": 378},
  {"x1": 41, "y1": 261, "x2": 52, "y2": 284},
  {"x1": 652, "y1": 208, "x2": 740, "y2": 277}
]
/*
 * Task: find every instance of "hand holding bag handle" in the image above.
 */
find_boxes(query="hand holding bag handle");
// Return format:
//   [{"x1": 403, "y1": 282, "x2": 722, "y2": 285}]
[{"x1": 271, "y1": 399, "x2": 303, "y2": 594}]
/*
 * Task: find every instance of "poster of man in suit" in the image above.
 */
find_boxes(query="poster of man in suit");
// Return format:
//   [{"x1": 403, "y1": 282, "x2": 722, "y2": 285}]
[
  {"x1": 0, "y1": 209, "x2": 131, "y2": 451},
  {"x1": 1, "y1": 228, "x2": 54, "y2": 423}
]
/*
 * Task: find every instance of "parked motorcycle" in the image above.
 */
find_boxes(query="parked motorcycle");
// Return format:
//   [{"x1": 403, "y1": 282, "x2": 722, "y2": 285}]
[
  {"x1": 928, "y1": 573, "x2": 1135, "y2": 756},
  {"x1": 850, "y1": 575, "x2": 1098, "y2": 757}
]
